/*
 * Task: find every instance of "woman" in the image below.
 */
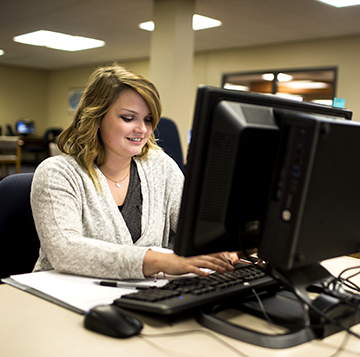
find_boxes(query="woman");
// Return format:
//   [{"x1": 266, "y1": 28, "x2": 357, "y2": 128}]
[{"x1": 31, "y1": 63, "x2": 238, "y2": 280}]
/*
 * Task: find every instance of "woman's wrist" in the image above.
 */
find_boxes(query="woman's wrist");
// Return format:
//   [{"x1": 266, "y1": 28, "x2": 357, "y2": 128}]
[{"x1": 143, "y1": 249, "x2": 165, "y2": 277}]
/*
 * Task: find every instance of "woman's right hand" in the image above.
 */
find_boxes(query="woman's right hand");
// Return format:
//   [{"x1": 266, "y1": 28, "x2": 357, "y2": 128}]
[{"x1": 143, "y1": 249, "x2": 234, "y2": 277}]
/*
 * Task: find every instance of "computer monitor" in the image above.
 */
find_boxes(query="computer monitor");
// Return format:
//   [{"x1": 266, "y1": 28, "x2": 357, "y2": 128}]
[
  {"x1": 174, "y1": 85, "x2": 360, "y2": 347},
  {"x1": 174, "y1": 85, "x2": 353, "y2": 260},
  {"x1": 16, "y1": 119, "x2": 35, "y2": 135}
]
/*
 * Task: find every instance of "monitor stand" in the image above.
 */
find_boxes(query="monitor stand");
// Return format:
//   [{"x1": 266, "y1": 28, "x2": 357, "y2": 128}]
[{"x1": 197, "y1": 263, "x2": 360, "y2": 349}]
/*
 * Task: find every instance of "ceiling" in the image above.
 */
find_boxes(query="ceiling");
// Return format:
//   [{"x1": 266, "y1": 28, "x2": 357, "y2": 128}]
[{"x1": 1, "y1": 0, "x2": 360, "y2": 71}]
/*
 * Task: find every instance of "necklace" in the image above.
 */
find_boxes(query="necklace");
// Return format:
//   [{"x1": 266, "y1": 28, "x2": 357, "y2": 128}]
[{"x1": 101, "y1": 170, "x2": 130, "y2": 188}]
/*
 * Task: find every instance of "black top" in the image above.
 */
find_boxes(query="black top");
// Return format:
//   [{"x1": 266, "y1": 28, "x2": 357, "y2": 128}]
[{"x1": 118, "y1": 159, "x2": 142, "y2": 243}]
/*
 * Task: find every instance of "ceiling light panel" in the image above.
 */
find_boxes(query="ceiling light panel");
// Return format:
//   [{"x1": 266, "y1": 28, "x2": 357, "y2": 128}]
[
  {"x1": 192, "y1": 15, "x2": 222, "y2": 31},
  {"x1": 139, "y1": 21, "x2": 155, "y2": 31},
  {"x1": 13, "y1": 30, "x2": 105, "y2": 51},
  {"x1": 317, "y1": 0, "x2": 360, "y2": 7},
  {"x1": 139, "y1": 14, "x2": 222, "y2": 32}
]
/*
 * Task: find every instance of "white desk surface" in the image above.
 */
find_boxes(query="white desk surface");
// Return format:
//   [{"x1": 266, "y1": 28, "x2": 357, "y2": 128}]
[{"x1": 1, "y1": 256, "x2": 360, "y2": 357}]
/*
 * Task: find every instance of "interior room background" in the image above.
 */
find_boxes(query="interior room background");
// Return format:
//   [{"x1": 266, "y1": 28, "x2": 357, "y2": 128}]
[{"x1": 1, "y1": 34, "x2": 359, "y2": 158}]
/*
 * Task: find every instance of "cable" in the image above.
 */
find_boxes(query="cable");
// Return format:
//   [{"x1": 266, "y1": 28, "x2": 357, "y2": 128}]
[
  {"x1": 239, "y1": 256, "x2": 360, "y2": 341},
  {"x1": 338, "y1": 266, "x2": 360, "y2": 293},
  {"x1": 269, "y1": 269, "x2": 360, "y2": 341},
  {"x1": 248, "y1": 287, "x2": 351, "y2": 331},
  {"x1": 327, "y1": 265, "x2": 360, "y2": 293},
  {"x1": 250, "y1": 288, "x2": 273, "y2": 324}
]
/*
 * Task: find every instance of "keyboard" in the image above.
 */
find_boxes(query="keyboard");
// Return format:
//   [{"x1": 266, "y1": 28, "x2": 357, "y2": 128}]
[{"x1": 114, "y1": 263, "x2": 275, "y2": 315}]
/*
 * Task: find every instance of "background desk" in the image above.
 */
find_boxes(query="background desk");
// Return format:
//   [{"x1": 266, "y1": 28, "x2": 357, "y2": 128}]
[{"x1": 1, "y1": 256, "x2": 360, "y2": 357}]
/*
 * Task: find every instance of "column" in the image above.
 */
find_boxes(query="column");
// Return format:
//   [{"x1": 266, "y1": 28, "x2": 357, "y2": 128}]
[{"x1": 150, "y1": 0, "x2": 195, "y2": 157}]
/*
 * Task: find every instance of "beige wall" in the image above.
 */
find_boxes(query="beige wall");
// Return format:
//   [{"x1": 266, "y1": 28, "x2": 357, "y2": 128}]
[
  {"x1": 1, "y1": 35, "x2": 360, "y2": 156},
  {"x1": 0, "y1": 66, "x2": 48, "y2": 135}
]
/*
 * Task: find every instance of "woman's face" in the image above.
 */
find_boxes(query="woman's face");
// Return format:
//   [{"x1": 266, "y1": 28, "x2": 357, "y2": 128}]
[{"x1": 99, "y1": 88, "x2": 153, "y2": 161}]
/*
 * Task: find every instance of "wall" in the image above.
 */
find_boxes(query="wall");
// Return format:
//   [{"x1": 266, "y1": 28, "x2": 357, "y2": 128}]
[
  {"x1": 1, "y1": 35, "x2": 360, "y2": 155},
  {"x1": 0, "y1": 66, "x2": 48, "y2": 135}
]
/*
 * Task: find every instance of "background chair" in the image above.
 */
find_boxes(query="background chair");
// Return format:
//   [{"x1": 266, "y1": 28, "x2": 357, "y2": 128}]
[
  {"x1": 155, "y1": 117, "x2": 184, "y2": 172},
  {"x1": 0, "y1": 173, "x2": 40, "y2": 281},
  {"x1": 5, "y1": 124, "x2": 15, "y2": 136},
  {"x1": 24, "y1": 127, "x2": 63, "y2": 164},
  {"x1": 154, "y1": 117, "x2": 184, "y2": 247},
  {"x1": 0, "y1": 136, "x2": 23, "y2": 178}
]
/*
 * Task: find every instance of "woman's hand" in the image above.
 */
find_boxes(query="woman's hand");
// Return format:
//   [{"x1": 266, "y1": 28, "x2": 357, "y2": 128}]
[{"x1": 143, "y1": 250, "x2": 237, "y2": 277}]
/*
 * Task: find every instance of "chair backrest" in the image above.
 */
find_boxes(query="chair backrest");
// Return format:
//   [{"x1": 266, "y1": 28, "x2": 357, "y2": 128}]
[
  {"x1": 0, "y1": 136, "x2": 20, "y2": 150},
  {"x1": 0, "y1": 173, "x2": 40, "y2": 281},
  {"x1": 42, "y1": 127, "x2": 63, "y2": 146},
  {"x1": 155, "y1": 117, "x2": 184, "y2": 172},
  {"x1": 5, "y1": 124, "x2": 15, "y2": 136},
  {"x1": 0, "y1": 136, "x2": 22, "y2": 175}
]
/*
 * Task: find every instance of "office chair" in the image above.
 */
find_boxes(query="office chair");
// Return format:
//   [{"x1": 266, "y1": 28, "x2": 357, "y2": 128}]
[
  {"x1": 155, "y1": 117, "x2": 184, "y2": 172},
  {"x1": 154, "y1": 117, "x2": 184, "y2": 247},
  {"x1": 0, "y1": 173, "x2": 40, "y2": 281},
  {"x1": 24, "y1": 127, "x2": 63, "y2": 164},
  {"x1": 5, "y1": 124, "x2": 15, "y2": 136}
]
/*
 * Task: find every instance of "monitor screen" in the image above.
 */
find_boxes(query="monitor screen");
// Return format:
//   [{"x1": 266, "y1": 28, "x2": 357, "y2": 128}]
[
  {"x1": 174, "y1": 85, "x2": 355, "y2": 267},
  {"x1": 16, "y1": 119, "x2": 35, "y2": 135}
]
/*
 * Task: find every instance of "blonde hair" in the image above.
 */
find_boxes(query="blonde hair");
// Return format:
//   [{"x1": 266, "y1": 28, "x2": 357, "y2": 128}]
[{"x1": 57, "y1": 63, "x2": 162, "y2": 189}]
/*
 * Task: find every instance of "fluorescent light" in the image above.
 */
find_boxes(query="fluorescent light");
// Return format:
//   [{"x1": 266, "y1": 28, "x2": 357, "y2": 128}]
[
  {"x1": 0, "y1": 49, "x2": 4, "y2": 56},
  {"x1": 283, "y1": 80, "x2": 330, "y2": 89},
  {"x1": 277, "y1": 73, "x2": 293, "y2": 82},
  {"x1": 317, "y1": 0, "x2": 360, "y2": 7},
  {"x1": 139, "y1": 21, "x2": 155, "y2": 31},
  {"x1": 262, "y1": 73, "x2": 293, "y2": 82},
  {"x1": 13, "y1": 30, "x2": 105, "y2": 51},
  {"x1": 139, "y1": 14, "x2": 222, "y2": 32},
  {"x1": 192, "y1": 14, "x2": 222, "y2": 31},
  {"x1": 262, "y1": 73, "x2": 275, "y2": 81}
]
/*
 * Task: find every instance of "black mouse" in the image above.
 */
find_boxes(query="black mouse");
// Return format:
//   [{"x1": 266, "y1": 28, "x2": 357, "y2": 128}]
[{"x1": 84, "y1": 304, "x2": 143, "y2": 338}]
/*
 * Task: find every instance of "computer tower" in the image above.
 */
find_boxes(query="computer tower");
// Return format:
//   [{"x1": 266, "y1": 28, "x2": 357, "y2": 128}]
[{"x1": 259, "y1": 111, "x2": 360, "y2": 270}]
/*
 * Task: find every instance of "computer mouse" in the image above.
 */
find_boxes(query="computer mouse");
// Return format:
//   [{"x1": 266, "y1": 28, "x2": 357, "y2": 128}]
[{"x1": 84, "y1": 304, "x2": 143, "y2": 338}]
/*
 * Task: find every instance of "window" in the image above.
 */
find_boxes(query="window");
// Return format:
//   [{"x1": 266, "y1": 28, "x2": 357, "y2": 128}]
[{"x1": 222, "y1": 67, "x2": 337, "y2": 105}]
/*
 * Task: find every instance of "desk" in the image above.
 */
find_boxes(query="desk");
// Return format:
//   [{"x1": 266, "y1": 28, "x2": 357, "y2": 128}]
[{"x1": 1, "y1": 256, "x2": 360, "y2": 357}]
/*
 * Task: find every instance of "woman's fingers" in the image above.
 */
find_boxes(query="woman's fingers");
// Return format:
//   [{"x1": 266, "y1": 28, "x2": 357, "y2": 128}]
[
  {"x1": 187, "y1": 254, "x2": 234, "y2": 273},
  {"x1": 144, "y1": 250, "x2": 236, "y2": 277}
]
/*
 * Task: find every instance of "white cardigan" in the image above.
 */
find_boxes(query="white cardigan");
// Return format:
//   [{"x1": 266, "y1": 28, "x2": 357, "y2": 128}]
[{"x1": 30, "y1": 149, "x2": 184, "y2": 280}]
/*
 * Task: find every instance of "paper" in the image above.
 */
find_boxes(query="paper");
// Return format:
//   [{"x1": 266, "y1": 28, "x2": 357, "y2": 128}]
[{"x1": 8, "y1": 270, "x2": 169, "y2": 313}]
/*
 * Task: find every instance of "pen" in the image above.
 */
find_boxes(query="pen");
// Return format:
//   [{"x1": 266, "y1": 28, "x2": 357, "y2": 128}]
[{"x1": 96, "y1": 281, "x2": 149, "y2": 290}]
